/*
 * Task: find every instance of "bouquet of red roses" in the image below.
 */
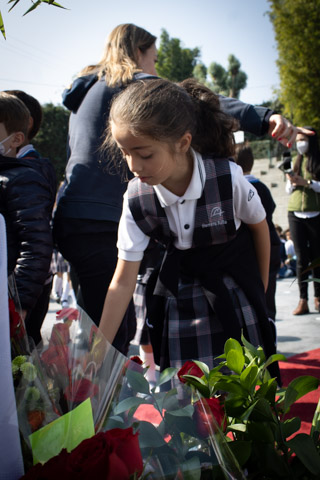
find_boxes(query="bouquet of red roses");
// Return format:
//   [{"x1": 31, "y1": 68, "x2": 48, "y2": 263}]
[{"x1": 13, "y1": 306, "x2": 146, "y2": 474}]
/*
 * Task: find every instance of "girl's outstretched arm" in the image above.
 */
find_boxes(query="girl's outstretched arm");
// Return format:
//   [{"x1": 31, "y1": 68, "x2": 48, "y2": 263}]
[
  {"x1": 247, "y1": 219, "x2": 270, "y2": 292},
  {"x1": 99, "y1": 259, "x2": 141, "y2": 344}
]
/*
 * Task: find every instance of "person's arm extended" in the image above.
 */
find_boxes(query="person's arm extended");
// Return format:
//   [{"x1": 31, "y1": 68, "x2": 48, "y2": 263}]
[
  {"x1": 99, "y1": 259, "x2": 141, "y2": 344},
  {"x1": 247, "y1": 219, "x2": 270, "y2": 292}
]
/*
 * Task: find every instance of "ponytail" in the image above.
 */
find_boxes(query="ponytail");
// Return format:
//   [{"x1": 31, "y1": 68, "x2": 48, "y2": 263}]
[
  {"x1": 106, "y1": 77, "x2": 239, "y2": 160},
  {"x1": 179, "y1": 78, "x2": 238, "y2": 157}
]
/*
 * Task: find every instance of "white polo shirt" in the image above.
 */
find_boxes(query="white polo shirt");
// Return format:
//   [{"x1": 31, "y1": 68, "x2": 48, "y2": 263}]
[{"x1": 117, "y1": 150, "x2": 266, "y2": 261}]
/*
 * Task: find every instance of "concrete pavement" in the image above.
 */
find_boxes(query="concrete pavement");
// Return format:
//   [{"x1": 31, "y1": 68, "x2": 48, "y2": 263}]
[{"x1": 42, "y1": 275, "x2": 320, "y2": 359}]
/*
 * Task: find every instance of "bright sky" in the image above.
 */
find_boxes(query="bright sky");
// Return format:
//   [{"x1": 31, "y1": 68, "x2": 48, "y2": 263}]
[{"x1": 0, "y1": 0, "x2": 280, "y2": 107}]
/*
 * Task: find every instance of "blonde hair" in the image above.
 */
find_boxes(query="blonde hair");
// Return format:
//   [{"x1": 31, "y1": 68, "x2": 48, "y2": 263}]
[
  {"x1": 79, "y1": 24, "x2": 156, "y2": 87},
  {"x1": 0, "y1": 92, "x2": 30, "y2": 136}
]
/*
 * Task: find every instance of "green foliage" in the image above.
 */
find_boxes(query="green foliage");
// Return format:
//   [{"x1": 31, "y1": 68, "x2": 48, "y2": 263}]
[
  {"x1": 156, "y1": 29, "x2": 200, "y2": 82},
  {"x1": 208, "y1": 54, "x2": 247, "y2": 98},
  {"x1": 33, "y1": 103, "x2": 70, "y2": 183},
  {"x1": 181, "y1": 336, "x2": 320, "y2": 479},
  {"x1": 267, "y1": 0, "x2": 320, "y2": 132},
  {"x1": 1, "y1": 0, "x2": 66, "y2": 39}
]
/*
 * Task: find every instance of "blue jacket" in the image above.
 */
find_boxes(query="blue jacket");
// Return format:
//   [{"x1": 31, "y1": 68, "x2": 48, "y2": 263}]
[{"x1": 55, "y1": 74, "x2": 273, "y2": 227}]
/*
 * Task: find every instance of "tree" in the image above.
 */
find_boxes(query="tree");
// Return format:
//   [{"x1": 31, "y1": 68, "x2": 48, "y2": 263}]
[
  {"x1": 156, "y1": 29, "x2": 200, "y2": 82},
  {"x1": 33, "y1": 103, "x2": 70, "y2": 182},
  {"x1": 208, "y1": 54, "x2": 247, "y2": 98},
  {"x1": 1, "y1": 0, "x2": 65, "y2": 39},
  {"x1": 267, "y1": 0, "x2": 320, "y2": 132}
]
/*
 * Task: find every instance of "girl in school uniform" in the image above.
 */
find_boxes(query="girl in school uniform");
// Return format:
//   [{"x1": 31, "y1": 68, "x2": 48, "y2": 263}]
[{"x1": 99, "y1": 78, "x2": 279, "y2": 380}]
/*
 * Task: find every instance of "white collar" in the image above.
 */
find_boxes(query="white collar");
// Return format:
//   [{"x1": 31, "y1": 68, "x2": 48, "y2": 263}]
[
  {"x1": 16, "y1": 144, "x2": 34, "y2": 158},
  {"x1": 154, "y1": 149, "x2": 205, "y2": 207}
]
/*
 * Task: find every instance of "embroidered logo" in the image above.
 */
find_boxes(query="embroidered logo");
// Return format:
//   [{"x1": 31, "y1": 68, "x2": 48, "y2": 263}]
[
  {"x1": 248, "y1": 189, "x2": 255, "y2": 201},
  {"x1": 210, "y1": 206, "x2": 224, "y2": 218},
  {"x1": 202, "y1": 206, "x2": 227, "y2": 228}
]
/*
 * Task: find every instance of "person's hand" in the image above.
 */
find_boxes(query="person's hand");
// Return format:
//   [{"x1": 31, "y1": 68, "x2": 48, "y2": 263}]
[
  {"x1": 268, "y1": 114, "x2": 315, "y2": 148},
  {"x1": 286, "y1": 173, "x2": 308, "y2": 187}
]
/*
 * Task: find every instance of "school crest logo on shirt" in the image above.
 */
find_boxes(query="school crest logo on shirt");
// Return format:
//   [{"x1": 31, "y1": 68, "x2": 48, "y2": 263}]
[
  {"x1": 248, "y1": 189, "x2": 255, "y2": 201},
  {"x1": 210, "y1": 206, "x2": 224, "y2": 218}
]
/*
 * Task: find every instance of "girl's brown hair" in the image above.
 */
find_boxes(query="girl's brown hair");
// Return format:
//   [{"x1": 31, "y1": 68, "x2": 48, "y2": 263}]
[
  {"x1": 104, "y1": 77, "x2": 238, "y2": 174},
  {"x1": 79, "y1": 24, "x2": 156, "y2": 87}
]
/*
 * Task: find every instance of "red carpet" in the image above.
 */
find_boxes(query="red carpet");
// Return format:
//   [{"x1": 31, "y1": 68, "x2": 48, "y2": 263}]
[{"x1": 279, "y1": 349, "x2": 320, "y2": 435}]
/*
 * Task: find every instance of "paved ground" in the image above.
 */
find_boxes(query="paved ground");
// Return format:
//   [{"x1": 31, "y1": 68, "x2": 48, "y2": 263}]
[
  {"x1": 43, "y1": 276, "x2": 320, "y2": 359},
  {"x1": 275, "y1": 276, "x2": 320, "y2": 358}
]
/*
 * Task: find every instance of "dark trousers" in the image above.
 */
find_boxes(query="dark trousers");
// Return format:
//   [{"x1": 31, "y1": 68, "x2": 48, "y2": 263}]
[
  {"x1": 266, "y1": 243, "x2": 281, "y2": 321},
  {"x1": 288, "y1": 211, "x2": 320, "y2": 299},
  {"x1": 55, "y1": 227, "x2": 136, "y2": 355},
  {"x1": 25, "y1": 280, "x2": 52, "y2": 346}
]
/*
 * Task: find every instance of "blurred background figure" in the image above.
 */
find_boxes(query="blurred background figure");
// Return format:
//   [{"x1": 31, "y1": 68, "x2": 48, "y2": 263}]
[
  {"x1": 286, "y1": 127, "x2": 320, "y2": 315},
  {"x1": 235, "y1": 145, "x2": 280, "y2": 337}
]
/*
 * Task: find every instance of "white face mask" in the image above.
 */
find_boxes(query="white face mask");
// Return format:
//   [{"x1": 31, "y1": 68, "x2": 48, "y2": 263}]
[
  {"x1": 0, "y1": 133, "x2": 13, "y2": 156},
  {"x1": 296, "y1": 140, "x2": 309, "y2": 155}
]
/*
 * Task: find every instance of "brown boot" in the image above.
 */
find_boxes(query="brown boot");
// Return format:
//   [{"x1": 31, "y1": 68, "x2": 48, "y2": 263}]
[
  {"x1": 315, "y1": 297, "x2": 320, "y2": 313},
  {"x1": 293, "y1": 299, "x2": 309, "y2": 315}
]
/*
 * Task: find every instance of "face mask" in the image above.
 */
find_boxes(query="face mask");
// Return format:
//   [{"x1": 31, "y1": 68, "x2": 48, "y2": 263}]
[
  {"x1": 296, "y1": 140, "x2": 309, "y2": 155},
  {"x1": 0, "y1": 134, "x2": 13, "y2": 156}
]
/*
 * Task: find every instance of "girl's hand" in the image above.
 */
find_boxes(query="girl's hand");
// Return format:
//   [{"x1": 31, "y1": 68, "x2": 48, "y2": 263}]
[{"x1": 268, "y1": 115, "x2": 315, "y2": 148}]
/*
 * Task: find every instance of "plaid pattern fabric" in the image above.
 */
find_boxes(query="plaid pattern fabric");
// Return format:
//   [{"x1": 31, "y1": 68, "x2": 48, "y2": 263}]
[
  {"x1": 160, "y1": 274, "x2": 264, "y2": 376},
  {"x1": 128, "y1": 156, "x2": 236, "y2": 248}
]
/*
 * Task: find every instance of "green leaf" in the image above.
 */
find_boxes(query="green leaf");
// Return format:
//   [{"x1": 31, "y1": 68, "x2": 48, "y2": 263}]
[
  {"x1": 214, "y1": 379, "x2": 246, "y2": 396},
  {"x1": 156, "y1": 367, "x2": 178, "y2": 388},
  {"x1": 286, "y1": 433, "x2": 320, "y2": 476},
  {"x1": 240, "y1": 365, "x2": 259, "y2": 392},
  {"x1": 113, "y1": 397, "x2": 147, "y2": 415},
  {"x1": 311, "y1": 397, "x2": 320, "y2": 437},
  {"x1": 256, "y1": 378, "x2": 278, "y2": 403},
  {"x1": 241, "y1": 333, "x2": 259, "y2": 357},
  {"x1": 224, "y1": 338, "x2": 243, "y2": 356},
  {"x1": 138, "y1": 421, "x2": 166, "y2": 448},
  {"x1": 227, "y1": 440, "x2": 252, "y2": 467},
  {"x1": 227, "y1": 423, "x2": 247, "y2": 433},
  {"x1": 104, "y1": 415, "x2": 125, "y2": 429},
  {"x1": 263, "y1": 353, "x2": 287, "y2": 369},
  {"x1": 248, "y1": 397, "x2": 276, "y2": 422},
  {"x1": 282, "y1": 417, "x2": 301, "y2": 439},
  {"x1": 247, "y1": 421, "x2": 275, "y2": 443},
  {"x1": 126, "y1": 369, "x2": 150, "y2": 394},
  {"x1": 23, "y1": 0, "x2": 42, "y2": 15},
  {"x1": 284, "y1": 376, "x2": 320, "y2": 413},
  {"x1": 226, "y1": 349, "x2": 245, "y2": 374},
  {"x1": 41, "y1": 0, "x2": 67, "y2": 8},
  {"x1": 0, "y1": 10, "x2": 5, "y2": 39},
  {"x1": 192, "y1": 359, "x2": 210, "y2": 375},
  {"x1": 181, "y1": 456, "x2": 201, "y2": 480},
  {"x1": 180, "y1": 375, "x2": 210, "y2": 397},
  {"x1": 8, "y1": 0, "x2": 21, "y2": 13},
  {"x1": 165, "y1": 404, "x2": 194, "y2": 418}
]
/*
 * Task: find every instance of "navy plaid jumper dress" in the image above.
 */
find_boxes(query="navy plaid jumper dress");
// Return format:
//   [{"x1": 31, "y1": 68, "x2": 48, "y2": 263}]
[{"x1": 128, "y1": 156, "x2": 278, "y2": 379}]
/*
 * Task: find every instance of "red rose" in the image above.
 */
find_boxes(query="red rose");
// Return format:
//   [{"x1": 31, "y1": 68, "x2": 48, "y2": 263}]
[
  {"x1": 106, "y1": 428, "x2": 143, "y2": 477},
  {"x1": 64, "y1": 378, "x2": 99, "y2": 404},
  {"x1": 49, "y1": 322, "x2": 71, "y2": 346},
  {"x1": 41, "y1": 344, "x2": 70, "y2": 377},
  {"x1": 9, "y1": 298, "x2": 26, "y2": 339},
  {"x1": 66, "y1": 428, "x2": 142, "y2": 480},
  {"x1": 193, "y1": 397, "x2": 227, "y2": 437},
  {"x1": 177, "y1": 361, "x2": 203, "y2": 383},
  {"x1": 20, "y1": 448, "x2": 70, "y2": 479},
  {"x1": 21, "y1": 428, "x2": 143, "y2": 480}
]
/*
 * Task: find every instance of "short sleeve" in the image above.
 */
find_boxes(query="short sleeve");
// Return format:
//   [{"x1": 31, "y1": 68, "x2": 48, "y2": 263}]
[
  {"x1": 117, "y1": 192, "x2": 150, "y2": 261},
  {"x1": 231, "y1": 163, "x2": 266, "y2": 224}
]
